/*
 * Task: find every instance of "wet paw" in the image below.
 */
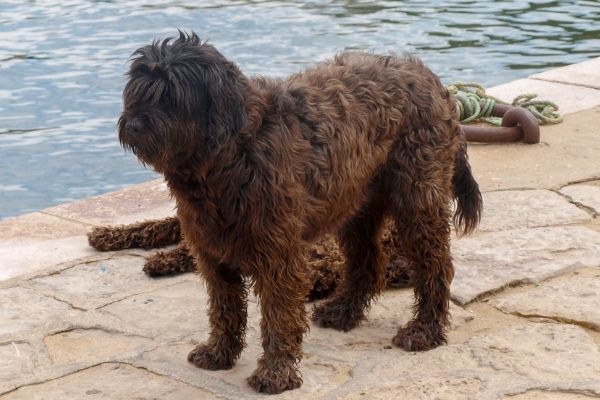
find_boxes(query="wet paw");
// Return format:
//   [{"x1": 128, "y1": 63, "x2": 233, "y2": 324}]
[
  {"x1": 187, "y1": 343, "x2": 235, "y2": 370},
  {"x1": 392, "y1": 320, "x2": 446, "y2": 351},
  {"x1": 311, "y1": 300, "x2": 364, "y2": 332},
  {"x1": 247, "y1": 361, "x2": 302, "y2": 394}
]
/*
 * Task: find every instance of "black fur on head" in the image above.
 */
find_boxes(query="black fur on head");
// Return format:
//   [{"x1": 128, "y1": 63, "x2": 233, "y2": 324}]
[{"x1": 118, "y1": 31, "x2": 249, "y2": 172}]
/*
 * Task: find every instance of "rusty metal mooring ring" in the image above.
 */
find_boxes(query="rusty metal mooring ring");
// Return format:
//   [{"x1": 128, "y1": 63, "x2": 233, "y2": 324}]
[{"x1": 460, "y1": 103, "x2": 540, "y2": 144}]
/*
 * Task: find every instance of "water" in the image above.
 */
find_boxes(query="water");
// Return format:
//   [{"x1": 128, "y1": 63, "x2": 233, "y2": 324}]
[{"x1": 1, "y1": 0, "x2": 599, "y2": 219}]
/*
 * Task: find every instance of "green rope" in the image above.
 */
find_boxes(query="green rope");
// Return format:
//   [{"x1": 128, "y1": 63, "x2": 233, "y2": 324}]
[
  {"x1": 446, "y1": 82, "x2": 562, "y2": 125},
  {"x1": 512, "y1": 94, "x2": 563, "y2": 124}
]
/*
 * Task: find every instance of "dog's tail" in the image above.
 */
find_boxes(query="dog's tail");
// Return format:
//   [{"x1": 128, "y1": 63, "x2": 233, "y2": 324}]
[
  {"x1": 88, "y1": 217, "x2": 182, "y2": 251},
  {"x1": 452, "y1": 142, "x2": 482, "y2": 235}
]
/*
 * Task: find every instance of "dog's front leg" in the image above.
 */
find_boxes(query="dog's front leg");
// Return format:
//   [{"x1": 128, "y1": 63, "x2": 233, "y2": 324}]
[
  {"x1": 247, "y1": 248, "x2": 309, "y2": 394},
  {"x1": 188, "y1": 253, "x2": 247, "y2": 370}
]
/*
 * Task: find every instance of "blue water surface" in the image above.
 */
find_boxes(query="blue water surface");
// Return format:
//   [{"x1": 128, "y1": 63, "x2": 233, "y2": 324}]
[{"x1": 1, "y1": 0, "x2": 599, "y2": 218}]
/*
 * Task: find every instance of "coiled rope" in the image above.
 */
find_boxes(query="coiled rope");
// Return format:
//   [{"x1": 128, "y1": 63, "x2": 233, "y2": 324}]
[{"x1": 446, "y1": 82, "x2": 563, "y2": 126}]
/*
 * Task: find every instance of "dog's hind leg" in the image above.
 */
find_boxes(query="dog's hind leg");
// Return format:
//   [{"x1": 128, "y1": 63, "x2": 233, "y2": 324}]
[
  {"x1": 188, "y1": 254, "x2": 247, "y2": 370},
  {"x1": 386, "y1": 134, "x2": 456, "y2": 351},
  {"x1": 390, "y1": 194, "x2": 453, "y2": 351},
  {"x1": 312, "y1": 193, "x2": 387, "y2": 331},
  {"x1": 87, "y1": 217, "x2": 181, "y2": 251}
]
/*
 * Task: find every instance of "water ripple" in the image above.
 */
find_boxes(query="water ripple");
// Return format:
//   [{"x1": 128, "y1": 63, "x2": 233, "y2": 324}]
[{"x1": 0, "y1": 0, "x2": 599, "y2": 218}]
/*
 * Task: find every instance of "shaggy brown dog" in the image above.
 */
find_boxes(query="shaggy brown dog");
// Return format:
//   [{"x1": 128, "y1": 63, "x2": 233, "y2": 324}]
[{"x1": 113, "y1": 31, "x2": 481, "y2": 394}]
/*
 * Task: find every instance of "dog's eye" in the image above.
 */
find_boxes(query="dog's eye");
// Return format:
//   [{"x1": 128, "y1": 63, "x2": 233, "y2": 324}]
[{"x1": 122, "y1": 117, "x2": 144, "y2": 135}]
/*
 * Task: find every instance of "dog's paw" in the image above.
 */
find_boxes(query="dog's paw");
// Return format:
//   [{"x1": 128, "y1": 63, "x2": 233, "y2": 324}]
[
  {"x1": 143, "y1": 252, "x2": 178, "y2": 277},
  {"x1": 247, "y1": 360, "x2": 302, "y2": 394},
  {"x1": 143, "y1": 248, "x2": 196, "y2": 277},
  {"x1": 392, "y1": 320, "x2": 446, "y2": 351},
  {"x1": 311, "y1": 300, "x2": 364, "y2": 331},
  {"x1": 384, "y1": 256, "x2": 414, "y2": 288},
  {"x1": 187, "y1": 343, "x2": 235, "y2": 370}
]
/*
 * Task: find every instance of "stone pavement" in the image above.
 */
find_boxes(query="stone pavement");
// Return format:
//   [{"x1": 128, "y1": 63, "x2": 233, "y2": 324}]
[{"x1": 1, "y1": 59, "x2": 600, "y2": 399}]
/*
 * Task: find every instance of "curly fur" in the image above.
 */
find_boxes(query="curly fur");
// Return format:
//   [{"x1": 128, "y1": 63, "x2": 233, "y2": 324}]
[
  {"x1": 108, "y1": 31, "x2": 481, "y2": 394},
  {"x1": 87, "y1": 217, "x2": 180, "y2": 251}
]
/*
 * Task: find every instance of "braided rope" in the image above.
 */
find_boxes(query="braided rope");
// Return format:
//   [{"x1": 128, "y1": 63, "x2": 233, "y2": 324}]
[
  {"x1": 446, "y1": 82, "x2": 562, "y2": 125},
  {"x1": 512, "y1": 94, "x2": 563, "y2": 124}
]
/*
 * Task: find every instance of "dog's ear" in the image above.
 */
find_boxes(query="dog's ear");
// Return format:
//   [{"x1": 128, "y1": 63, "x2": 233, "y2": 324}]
[{"x1": 202, "y1": 61, "x2": 248, "y2": 151}]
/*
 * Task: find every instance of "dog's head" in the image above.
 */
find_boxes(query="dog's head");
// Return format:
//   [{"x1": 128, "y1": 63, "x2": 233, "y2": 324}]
[{"x1": 118, "y1": 31, "x2": 248, "y2": 173}]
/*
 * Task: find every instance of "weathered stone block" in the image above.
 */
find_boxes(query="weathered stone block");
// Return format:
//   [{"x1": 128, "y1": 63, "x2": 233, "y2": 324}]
[
  {"x1": 490, "y1": 268, "x2": 600, "y2": 331},
  {"x1": 451, "y1": 226, "x2": 600, "y2": 303}
]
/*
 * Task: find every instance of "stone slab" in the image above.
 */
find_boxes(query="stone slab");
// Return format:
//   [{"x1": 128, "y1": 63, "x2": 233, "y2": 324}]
[
  {"x1": 0, "y1": 236, "x2": 95, "y2": 282},
  {"x1": 42, "y1": 178, "x2": 175, "y2": 226},
  {"x1": 531, "y1": 56, "x2": 600, "y2": 90},
  {"x1": 487, "y1": 78, "x2": 600, "y2": 115},
  {"x1": 28, "y1": 254, "x2": 188, "y2": 310},
  {"x1": 0, "y1": 212, "x2": 89, "y2": 241},
  {"x1": 44, "y1": 328, "x2": 154, "y2": 366},
  {"x1": 489, "y1": 268, "x2": 600, "y2": 331},
  {"x1": 0, "y1": 363, "x2": 220, "y2": 400},
  {"x1": 334, "y1": 324, "x2": 600, "y2": 400},
  {"x1": 0, "y1": 342, "x2": 37, "y2": 385},
  {"x1": 0, "y1": 307, "x2": 161, "y2": 394},
  {"x1": 0, "y1": 212, "x2": 95, "y2": 282},
  {"x1": 98, "y1": 279, "x2": 210, "y2": 341},
  {"x1": 450, "y1": 226, "x2": 600, "y2": 304},
  {"x1": 508, "y1": 391, "x2": 596, "y2": 399},
  {"x1": 0, "y1": 287, "x2": 75, "y2": 339},
  {"x1": 467, "y1": 106, "x2": 600, "y2": 192},
  {"x1": 478, "y1": 189, "x2": 590, "y2": 232},
  {"x1": 560, "y1": 182, "x2": 600, "y2": 215}
]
